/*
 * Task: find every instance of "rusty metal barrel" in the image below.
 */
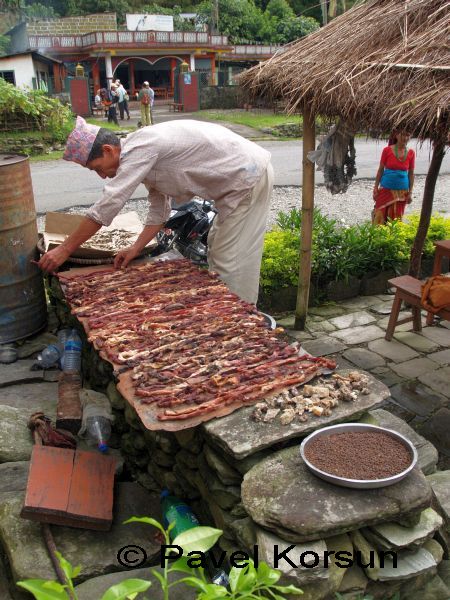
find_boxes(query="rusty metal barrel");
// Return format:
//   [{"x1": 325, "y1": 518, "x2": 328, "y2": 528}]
[{"x1": 0, "y1": 154, "x2": 47, "y2": 343}]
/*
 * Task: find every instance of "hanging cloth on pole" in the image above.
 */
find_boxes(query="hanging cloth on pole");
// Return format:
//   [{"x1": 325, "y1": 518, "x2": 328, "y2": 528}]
[{"x1": 307, "y1": 120, "x2": 357, "y2": 194}]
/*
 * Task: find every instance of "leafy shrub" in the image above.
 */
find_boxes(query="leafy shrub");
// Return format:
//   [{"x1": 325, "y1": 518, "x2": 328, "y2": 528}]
[
  {"x1": 261, "y1": 208, "x2": 450, "y2": 293},
  {"x1": 0, "y1": 78, "x2": 73, "y2": 142}
]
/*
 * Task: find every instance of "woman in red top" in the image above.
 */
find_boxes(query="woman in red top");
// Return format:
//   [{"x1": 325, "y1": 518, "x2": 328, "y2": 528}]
[{"x1": 372, "y1": 130, "x2": 415, "y2": 225}]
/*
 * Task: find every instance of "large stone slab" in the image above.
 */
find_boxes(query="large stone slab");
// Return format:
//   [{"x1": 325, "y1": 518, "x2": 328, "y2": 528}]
[
  {"x1": 0, "y1": 555, "x2": 14, "y2": 600},
  {"x1": 419, "y1": 367, "x2": 450, "y2": 399},
  {"x1": 363, "y1": 508, "x2": 443, "y2": 550},
  {"x1": 427, "y1": 471, "x2": 450, "y2": 532},
  {"x1": 0, "y1": 382, "x2": 58, "y2": 418},
  {"x1": 390, "y1": 357, "x2": 440, "y2": 379},
  {"x1": 203, "y1": 371, "x2": 389, "y2": 460},
  {"x1": 368, "y1": 339, "x2": 419, "y2": 363},
  {"x1": 0, "y1": 406, "x2": 33, "y2": 463},
  {"x1": 308, "y1": 305, "x2": 346, "y2": 318},
  {"x1": 75, "y1": 568, "x2": 197, "y2": 600},
  {"x1": 329, "y1": 311, "x2": 376, "y2": 329},
  {"x1": 361, "y1": 409, "x2": 439, "y2": 475},
  {"x1": 16, "y1": 332, "x2": 58, "y2": 359},
  {"x1": 390, "y1": 382, "x2": 446, "y2": 417},
  {"x1": 419, "y1": 409, "x2": 450, "y2": 457},
  {"x1": 241, "y1": 445, "x2": 431, "y2": 543},
  {"x1": 343, "y1": 348, "x2": 385, "y2": 370},
  {"x1": 376, "y1": 539, "x2": 443, "y2": 582},
  {"x1": 330, "y1": 325, "x2": 385, "y2": 345},
  {"x1": 420, "y1": 326, "x2": 450, "y2": 347},
  {"x1": 0, "y1": 360, "x2": 44, "y2": 387},
  {"x1": 0, "y1": 483, "x2": 162, "y2": 583},
  {"x1": 301, "y1": 337, "x2": 347, "y2": 356},
  {"x1": 429, "y1": 349, "x2": 450, "y2": 366},
  {"x1": 255, "y1": 526, "x2": 329, "y2": 585},
  {"x1": 0, "y1": 462, "x2": 29, "y2": 497},
  {"x1": 393, "y1": 332, "x2": 439, "y2": 353}
]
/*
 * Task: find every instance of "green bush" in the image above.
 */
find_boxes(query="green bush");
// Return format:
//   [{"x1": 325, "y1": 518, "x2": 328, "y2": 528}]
[
  {"x1": 0, "y1": 78, "x2": 73, "y2": 142},
  {"x1": 261, "y1": 209, "x2": 450, "y2": 293}
]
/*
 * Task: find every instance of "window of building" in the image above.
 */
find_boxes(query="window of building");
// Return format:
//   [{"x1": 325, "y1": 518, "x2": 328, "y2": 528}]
[{"x1": 0, "y1": 70, "x2": 15, "y2": 85}]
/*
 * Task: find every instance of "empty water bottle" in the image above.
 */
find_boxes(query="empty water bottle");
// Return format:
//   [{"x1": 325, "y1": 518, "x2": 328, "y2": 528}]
[
  {"x1": 63, "y1": 330, "x2": 82, "y2": 373},
  {"x1": 37, "y1": 343, "x2": 63, "y2": 369},
  {"x1": 85, "y1": 415, "x2": 111, "y2": 453}
]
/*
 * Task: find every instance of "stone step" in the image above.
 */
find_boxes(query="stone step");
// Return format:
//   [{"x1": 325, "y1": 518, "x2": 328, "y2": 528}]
[
  {"x1": 0, "y1": 483, "x2": 162, "y2": 585},
  {"x1": 242, "y1": 444, "x2": 431, "y2": 543},
  {"x1": 0, "y1": 382, "x2": 58, "y2": 419},
  {"x1": 0, "y1": 406, "x2": 33, "y2": 463},
  {"x1": 0, "y1": 554, "x2": 14, "y2": 600}
]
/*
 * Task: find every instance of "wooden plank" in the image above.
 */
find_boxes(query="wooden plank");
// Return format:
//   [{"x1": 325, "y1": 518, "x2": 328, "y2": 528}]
[
  {"x1": 21, "y1": 446, "x2": 74, "y2": 519},
  {"x1": 66, "y1": 450, "x2": 115, "y2": 528}
]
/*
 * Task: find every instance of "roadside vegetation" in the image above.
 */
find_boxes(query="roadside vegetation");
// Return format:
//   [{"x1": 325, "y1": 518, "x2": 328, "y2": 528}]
[
  {"x1": 196, "y1": 109, "x2": 302, "y2": 130},
  {"x1": 261, "y1": 209, "x2": 450, "y2": 294}
]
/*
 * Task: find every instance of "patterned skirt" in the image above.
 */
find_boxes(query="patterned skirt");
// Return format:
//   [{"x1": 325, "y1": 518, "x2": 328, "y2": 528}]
[{"x1": 372, "y1": 188, "x2": 409, "y2": 225}]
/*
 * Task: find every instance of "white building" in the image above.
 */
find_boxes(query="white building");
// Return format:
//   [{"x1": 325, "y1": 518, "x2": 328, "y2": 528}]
[{"x1": 0, "y1": 51, "x2": 61, "y2": 90}]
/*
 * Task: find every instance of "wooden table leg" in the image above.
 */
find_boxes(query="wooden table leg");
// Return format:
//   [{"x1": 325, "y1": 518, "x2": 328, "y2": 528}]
[{"x1": 385, "y1": 291, "x2": 403, "y2": 341}]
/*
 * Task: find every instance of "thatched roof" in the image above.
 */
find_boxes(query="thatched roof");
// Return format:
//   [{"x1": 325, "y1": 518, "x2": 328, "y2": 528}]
[{"x1": 240, "y1": 0, "x2": 449, "y2": 140}]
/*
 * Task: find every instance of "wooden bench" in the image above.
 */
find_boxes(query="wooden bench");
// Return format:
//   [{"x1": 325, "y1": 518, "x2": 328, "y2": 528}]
[
  {"x1": 169, "y1": 102, "x2": 183, "y2": 112},
  {"x1": 385, "y1": 275, "x2": 450, "y2": 340}
]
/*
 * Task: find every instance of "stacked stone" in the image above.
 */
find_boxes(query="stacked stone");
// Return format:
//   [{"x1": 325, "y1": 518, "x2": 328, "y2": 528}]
[
  {"x1": 26, "y1": 13, "x2": 117, "y2": 35},
  {"x1": 50, "y1": 285, "x2": 450, "y2": 599}
]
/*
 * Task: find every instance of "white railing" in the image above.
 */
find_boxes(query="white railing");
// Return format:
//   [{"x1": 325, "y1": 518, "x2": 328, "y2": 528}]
[{"x1": 29, "y1": 31, "x2": 229, "y2": 49}]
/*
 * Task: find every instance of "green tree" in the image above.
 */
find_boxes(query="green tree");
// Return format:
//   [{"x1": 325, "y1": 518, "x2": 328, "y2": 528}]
[
  {"x1": 22, "y1": 2, "x2": 58, "y2": 18},
  {"x1": 265, "y1": 0, "x2": 294, "y2": 19},
  {"x1": 197, "y1": 0, "x2": 264, "y2": 42},
  {"x1": 0, "y1": 33, "x2": 10, "y2": 55}
]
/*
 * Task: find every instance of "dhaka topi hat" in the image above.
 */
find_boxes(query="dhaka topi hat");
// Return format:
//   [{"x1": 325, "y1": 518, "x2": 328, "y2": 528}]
[{"x1": 63, "y1": 115, "x2": 101, "y2": 166}]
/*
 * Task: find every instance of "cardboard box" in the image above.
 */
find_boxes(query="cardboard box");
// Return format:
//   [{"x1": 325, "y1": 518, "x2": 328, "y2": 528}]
[{"x1": 43, "y1": 211, "x2": 144, "y2": 259}]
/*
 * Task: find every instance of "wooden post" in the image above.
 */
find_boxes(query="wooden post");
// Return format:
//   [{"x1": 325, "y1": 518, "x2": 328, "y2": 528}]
[
  {"x1": 408, "y1": 140, "x2": 445, "y2": 278},
  {"x1": 295, "y1": 104, "x2": 315, "y2": 330}
]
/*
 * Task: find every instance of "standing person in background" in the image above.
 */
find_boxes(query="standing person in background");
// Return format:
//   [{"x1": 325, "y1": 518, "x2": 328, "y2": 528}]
[
  {"x1": 372, "y1": 130, "x2": 415, "y2": 225},
  {"x1": 115, "y1": 79, "x2": 130, "y2": 121},
  {"x1": 100, "y1": 86, "x2": 119, "y2": 126},
  {"x1": 138, "y1": 81, "x2": 154, "y2": 126}
]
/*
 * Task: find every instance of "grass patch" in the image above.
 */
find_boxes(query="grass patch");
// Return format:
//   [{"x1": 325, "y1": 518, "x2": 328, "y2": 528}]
[
  {"x1": 86, "y1": 117, "x2": 131, "y2": 133},
  {"x1": 195, "y1": 109, "x2": 302, "y2": 130},
  {"x1": 0, "y1": 129, "x2": 47, "y2": 141},
  {"x1": 29, "y1": 150, "x2": 64, "y2": 161}
]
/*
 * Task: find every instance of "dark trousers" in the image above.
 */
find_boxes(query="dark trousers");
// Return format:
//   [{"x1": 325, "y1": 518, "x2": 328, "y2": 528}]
[
  {"x1": 108, "y1": 105, "x2": 119, "y2": 125},
  {"x1": 118, "y1": 100, "x2": 130, "y2": 119}
]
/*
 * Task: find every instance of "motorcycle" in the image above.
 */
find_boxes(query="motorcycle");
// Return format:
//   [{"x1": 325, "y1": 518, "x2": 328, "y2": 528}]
[
  {"x1": 149, "y1": 198, "x2": 276, "y2": 328},
  {"x1": 150, "y1": 199, "x2": 216, "y2": 265}
]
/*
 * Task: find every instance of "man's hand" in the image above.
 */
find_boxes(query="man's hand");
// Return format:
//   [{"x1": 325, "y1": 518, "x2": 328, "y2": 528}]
[
  {"x1": 114, "y1": 246, "x2": 141, "y2": 270},
  {"x1": 38, "y1": 245, "x2": 71, "y2": 273}
]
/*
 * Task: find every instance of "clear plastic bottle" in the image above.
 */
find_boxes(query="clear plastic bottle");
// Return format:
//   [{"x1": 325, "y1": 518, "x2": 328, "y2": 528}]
[
  {"x1": 63, "y1": 330, "x2": 82, "y2": 373},
  {"x1": 85, "y1": 415, "x2": 111, "y2": 453},
  {"x1": 37, "y1": 343, "x2": 63, "y2": 369}
]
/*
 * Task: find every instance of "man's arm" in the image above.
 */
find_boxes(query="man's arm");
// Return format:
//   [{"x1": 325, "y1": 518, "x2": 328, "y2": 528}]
[
  {"x1": 114, "y1": 223, "x2": 163, "y2": 269},
  {"x1": 38, "y1": 217, "x2": 102, "y2": 272}
]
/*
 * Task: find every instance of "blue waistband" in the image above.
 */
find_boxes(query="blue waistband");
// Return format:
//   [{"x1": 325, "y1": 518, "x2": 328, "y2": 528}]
[{"x1": 380, "y1": 168, "x2": 409, "y2": 190}]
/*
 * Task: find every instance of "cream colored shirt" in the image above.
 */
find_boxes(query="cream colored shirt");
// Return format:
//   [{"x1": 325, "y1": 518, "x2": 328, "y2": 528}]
[{"x1": 86, "y1": 120, "x2": 271, "y2": 227}]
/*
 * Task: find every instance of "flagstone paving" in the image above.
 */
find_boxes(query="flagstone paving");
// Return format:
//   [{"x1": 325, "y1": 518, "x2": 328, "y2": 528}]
[{"x1": 278, "y1": 293, "x2": 450, "y2": 463}]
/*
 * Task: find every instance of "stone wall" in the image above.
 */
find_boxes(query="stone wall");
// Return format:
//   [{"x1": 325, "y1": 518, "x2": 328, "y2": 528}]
[
  {"x1": 26, "y1": 13, "x2": 117, "y2": 35},
  {"x1": 49, "y1": 278, "x2": 450, "y2": 600},
  {"x1": 199, "y1": 86, "x2": 242, "y2": 110}
]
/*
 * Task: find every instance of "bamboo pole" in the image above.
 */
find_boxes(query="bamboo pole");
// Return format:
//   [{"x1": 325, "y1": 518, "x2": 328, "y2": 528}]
[
  {"x1": 294, "y1": 105, "x2": 315, "y2": 330},
  {"x1": 409, "y1": 140, "x2": 446, "y2": 277}
]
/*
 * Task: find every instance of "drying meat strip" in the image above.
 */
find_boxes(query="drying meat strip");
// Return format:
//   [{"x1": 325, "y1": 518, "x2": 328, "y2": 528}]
[{"x1": 59, "y1": 260, "x2": 336, "y2": 422}]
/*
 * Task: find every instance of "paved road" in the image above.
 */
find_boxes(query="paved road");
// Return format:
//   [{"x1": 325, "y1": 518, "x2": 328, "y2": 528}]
[{"x1": 30, "y1": 108, "x2": 450, "y2": 213}]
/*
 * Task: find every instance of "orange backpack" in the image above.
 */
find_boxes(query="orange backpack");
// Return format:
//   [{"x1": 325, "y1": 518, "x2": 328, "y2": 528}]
[{"x1": 421, "y1": 275, "x2": 450, "y2": 313}]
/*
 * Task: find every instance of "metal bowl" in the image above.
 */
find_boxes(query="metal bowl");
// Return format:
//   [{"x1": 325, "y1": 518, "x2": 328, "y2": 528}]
[
  {"x1": 259, "y1": 312, "x2": 276, "y2": 330},
  {"x1": 300, "y1": 423, "x2": 418, "y2": 489}
]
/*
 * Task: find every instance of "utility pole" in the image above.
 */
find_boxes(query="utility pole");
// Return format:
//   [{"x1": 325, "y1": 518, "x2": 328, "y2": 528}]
[{"x1": 321, "y1": 0, "x2": 328, "y2": 26}]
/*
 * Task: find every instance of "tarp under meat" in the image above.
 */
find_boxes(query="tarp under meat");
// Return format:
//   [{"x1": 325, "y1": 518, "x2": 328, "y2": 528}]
[{"x1": 58, "y1": 259, "x2": 335, "y2": 431}]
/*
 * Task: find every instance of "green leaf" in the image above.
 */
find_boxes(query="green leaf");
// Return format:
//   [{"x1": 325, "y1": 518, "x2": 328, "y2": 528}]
[
  {"x1": 256, "y1": 562, "x2": 280, "y2": 586},
  {"x1": 54, "y1": 552, "x2": 78, "y2": 584},
  {"x1": 172, "y1": 526, "x2": 222, "y2": 554},
  {"x1": 196, "y1": 583, "x2": 229, "y2": 599},
  {"x1": 169, "y1": 556, "x2": 194, "y2": 575},
  {"x1": 274, "y1": 583, "x2": 303, "y2": 595},
  {"x1": 124, "y1": 516, "x2": 165, "y2": 535},
  {"x1": 16, "y1": 579, "x2": 69, "y2": 600},
  {"x1": 150, "y1": 569, "x2": 166, "y2": 588},
  {"x1": 176, "y1": 576, "x2": 211, "y2": 593},
  {"x1": 100, "y1": 578, "x2": 151, "y2": 600}
]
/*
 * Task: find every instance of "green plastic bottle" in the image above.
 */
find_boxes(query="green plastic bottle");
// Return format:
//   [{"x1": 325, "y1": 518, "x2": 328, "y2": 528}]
[{"x1": 160, "y1": 489, "x2": 200, "y2": 539}]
